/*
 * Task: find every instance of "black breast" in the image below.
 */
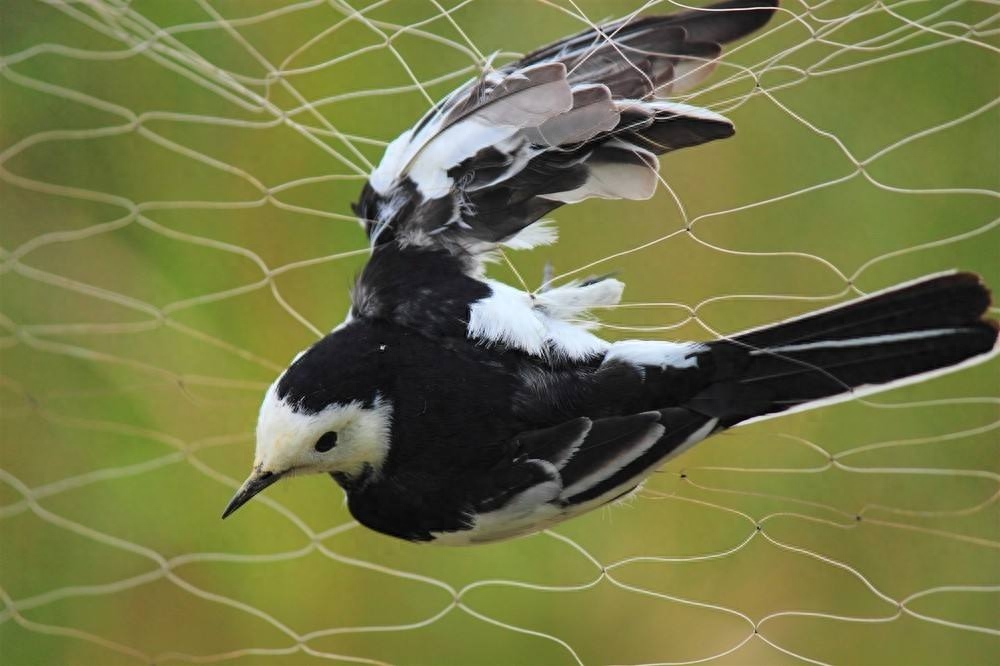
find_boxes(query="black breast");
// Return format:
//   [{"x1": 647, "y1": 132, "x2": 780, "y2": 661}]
[{"x1": 322, "y1": 322, "x2": 534, "y2": 541}]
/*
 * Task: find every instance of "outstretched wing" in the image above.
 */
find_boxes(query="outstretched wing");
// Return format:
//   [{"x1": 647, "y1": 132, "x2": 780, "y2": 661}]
[{"x1": 353, "y1": 0, "x2": 778, "y2": 254}]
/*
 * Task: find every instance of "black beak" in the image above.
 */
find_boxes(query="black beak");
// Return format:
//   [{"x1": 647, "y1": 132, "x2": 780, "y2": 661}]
[{"x1": 221, "y1": 469, "x2": 281, "y2": 519}]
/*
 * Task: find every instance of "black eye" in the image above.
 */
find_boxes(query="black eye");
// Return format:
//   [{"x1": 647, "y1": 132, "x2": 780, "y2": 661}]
[{"x1": 314, "y1": 431, "x2": 338, "y2": 452}]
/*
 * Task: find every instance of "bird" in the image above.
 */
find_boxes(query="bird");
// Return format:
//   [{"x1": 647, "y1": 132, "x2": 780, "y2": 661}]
[{"x1": 221, "y1": 0, "x2": 998, "y2": 545}]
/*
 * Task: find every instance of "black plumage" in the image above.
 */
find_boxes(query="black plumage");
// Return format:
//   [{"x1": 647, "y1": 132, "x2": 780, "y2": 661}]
[
  {"x1": 268, "y1": 261, "x2": 997, "y2": 543},
  {"x1": 222, "y1": 1, "x2": 999, "y2": 545}
]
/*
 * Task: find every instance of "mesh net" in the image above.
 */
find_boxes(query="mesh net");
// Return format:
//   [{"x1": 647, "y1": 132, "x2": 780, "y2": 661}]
[{"x1": 1, "y1": 1, "x2": 998, "y2": 664}]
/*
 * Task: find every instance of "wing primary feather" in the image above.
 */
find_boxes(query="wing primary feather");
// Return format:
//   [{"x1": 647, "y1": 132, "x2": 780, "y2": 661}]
[{"x1": 356, "y1": 0, "x2": 778, "y2": 260}]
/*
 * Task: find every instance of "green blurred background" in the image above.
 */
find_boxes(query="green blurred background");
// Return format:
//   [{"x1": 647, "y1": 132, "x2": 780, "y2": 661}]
[{"x1": 1, "y1": 1, "x2": 998, "y2": 664}]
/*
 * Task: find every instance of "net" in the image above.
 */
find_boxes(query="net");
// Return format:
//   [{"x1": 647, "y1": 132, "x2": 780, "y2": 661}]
[{"x1": 1, "y1": 0, "x2": 998, "y2": 664}]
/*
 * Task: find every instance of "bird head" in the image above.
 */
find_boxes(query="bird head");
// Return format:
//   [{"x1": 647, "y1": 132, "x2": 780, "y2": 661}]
[{"x1": 221, "y1": 331, "x2": 394, "y2": 519}]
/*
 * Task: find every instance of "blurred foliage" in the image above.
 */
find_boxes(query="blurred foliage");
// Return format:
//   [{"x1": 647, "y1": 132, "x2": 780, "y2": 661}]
[{"x1": 1, "y1": 1, "x2": 998, "y2": 665}]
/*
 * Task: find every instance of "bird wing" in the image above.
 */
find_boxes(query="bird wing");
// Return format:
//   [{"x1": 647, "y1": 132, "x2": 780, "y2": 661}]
[
  {"x1": 352, "y1": 0, "x2": 778, "y2": 257},
  {"x1": 435, "y1": 409, "x2": 716, "y2": 544}
]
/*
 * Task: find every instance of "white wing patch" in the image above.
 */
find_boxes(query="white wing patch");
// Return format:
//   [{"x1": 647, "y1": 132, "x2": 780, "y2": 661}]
[
  {"x1": 646, "y1": 100, "x2": 730, "y2": 124},
  {"x1": 468, "y1": 280, "x2": 548, "y2": 355},
  {"x1": 408, "y1": 119, "x2": 522, "y2": 198},
  {"x1": 535, "y1": 275, "x2": 624, "y2": 319},
  {"x1": 499, "y1": 219, "x2": 559, "y2": 250},
  {"x1": 431, "y1": 414, "x2": 705, "y2": 546},
  {"x1": 603, "y1": 339, "x2": 707, "y2": 370},
  {"x1": 431, "y1": 457, "x2": 565, "y2": 546},
  {"x1": 467, "y1": 278, "x2": 623, "y2": 359},
  {"x1": 660, "y1": 417, "x2": 718, "y2": 463},
  {"x1": 431, "y1": 492, "x2": 563, "y2": 546},
  {"x1": 367, "y1": 62, "x2": 733, "y2": 208},
  {"x1": 370, "y1": 63, "x2": 574, "y2": 198},
  {"x1": 560, "y1": 420, "x2": 666, "y2": 499},
  {"x1": 541, "y1": 140, "x2": 659, "y2": 204}
]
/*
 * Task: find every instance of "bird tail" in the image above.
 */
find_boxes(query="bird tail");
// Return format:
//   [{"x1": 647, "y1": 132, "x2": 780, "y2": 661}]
[{"x1": 691, "y1": 271, "x2": 998, "y2": 427}]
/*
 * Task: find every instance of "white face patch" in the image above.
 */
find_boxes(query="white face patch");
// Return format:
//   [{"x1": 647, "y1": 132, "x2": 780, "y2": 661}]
[
  {"x1": 602, "y1": 339, "x2": 707, "y2": 370},
  {"x1": 254, "y1": 381, "x2": 394, "y2": 480}
]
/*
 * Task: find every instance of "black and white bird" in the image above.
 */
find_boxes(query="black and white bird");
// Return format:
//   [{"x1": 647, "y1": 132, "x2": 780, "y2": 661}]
[{"x1": 222, "y1": 0, "x2": 998, "y2": 544}]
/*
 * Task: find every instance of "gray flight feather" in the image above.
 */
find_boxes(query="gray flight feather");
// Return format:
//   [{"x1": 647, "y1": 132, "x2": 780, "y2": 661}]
[
  {"x1": 442, "y1": 62, "x2": 573, "y2": 130},
  {"x1": 521, "y1": 84, "x2": 620, "y2": 146},
  {"x1": 356, "y1": 0, "x2": 778, "y2": 259}
]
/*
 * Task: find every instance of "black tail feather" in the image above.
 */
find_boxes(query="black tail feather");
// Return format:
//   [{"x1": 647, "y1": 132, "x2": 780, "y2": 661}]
[
  {"x1": 693, "y1": 272, "x2": 998, "y2": 427},
  {"x1": 734, "y1": 272, "x2": 992, "y2": 349},
  {"x1": 659, "y1": 0, "x2": 781, "y2": 44}
]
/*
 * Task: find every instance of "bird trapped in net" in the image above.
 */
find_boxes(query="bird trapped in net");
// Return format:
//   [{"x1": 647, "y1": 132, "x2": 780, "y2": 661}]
[{"x1": 221, "y1": 0, "x2": 999, "y2": 545}]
